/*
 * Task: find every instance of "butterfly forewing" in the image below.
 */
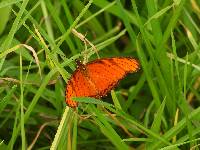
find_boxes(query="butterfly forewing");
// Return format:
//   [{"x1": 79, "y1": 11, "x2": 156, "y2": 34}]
[
  {"x1": 86, "y1": 57, "x2": 139, "y2": 96},
  {"x1": 66, "y1": 68, "x2": 97, "y2": 107}
]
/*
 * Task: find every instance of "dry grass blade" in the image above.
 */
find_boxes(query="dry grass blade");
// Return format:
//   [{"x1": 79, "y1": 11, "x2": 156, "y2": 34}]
[
  {"x1": 27, "y1": 121, "x2": 56, "y2": 150},
  {"x1": 71, "y1": 28, "x2": 100, "y2": 63},
  {"x1": 21, "y1": 44, "x2": 41, "y2": 77},
  {"x1": 0, "y1": 44, "x2": 41, "y2": 77}
]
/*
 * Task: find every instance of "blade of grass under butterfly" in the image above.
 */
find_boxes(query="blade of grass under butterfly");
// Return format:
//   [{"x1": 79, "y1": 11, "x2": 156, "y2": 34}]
[
  {"x1": 89, "y1": 105, "x2": 129, "y2": 150},
  {"x1": 72, "y1": 97, "x2": 114, "y2": 108},
  {"x1": 50, "y1": 106, "x2": 73, "y2": 150}
]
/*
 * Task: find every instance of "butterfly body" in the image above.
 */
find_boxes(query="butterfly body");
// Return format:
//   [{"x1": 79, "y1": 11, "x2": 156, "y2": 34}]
[{"x1": 66, "y1": 57, "x2": 140, "y2": 107}]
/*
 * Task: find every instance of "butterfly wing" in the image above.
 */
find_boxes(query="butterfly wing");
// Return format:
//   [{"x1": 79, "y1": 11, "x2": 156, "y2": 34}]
[
  {"x1": 66, "y1": 68, "x2": 98, "y2": 107},
  {"x1": 86, "y1": 57, "x2": 140, "y2": 97}
]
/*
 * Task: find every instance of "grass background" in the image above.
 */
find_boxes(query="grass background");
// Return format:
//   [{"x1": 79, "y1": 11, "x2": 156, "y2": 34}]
[{"x1": 0, "y1": 0, "x2": 200, "y2": 149}]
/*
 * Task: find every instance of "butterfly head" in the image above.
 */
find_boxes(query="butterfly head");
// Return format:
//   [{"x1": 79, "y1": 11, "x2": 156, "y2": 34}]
[{"x1": 75, "y1": 59, "x2": 86, "y2": 70}]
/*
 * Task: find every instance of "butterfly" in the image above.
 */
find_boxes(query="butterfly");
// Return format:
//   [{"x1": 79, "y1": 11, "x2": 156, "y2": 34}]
[{"x1": 65, "y1": 57, "x2": 140, "y2": 107}]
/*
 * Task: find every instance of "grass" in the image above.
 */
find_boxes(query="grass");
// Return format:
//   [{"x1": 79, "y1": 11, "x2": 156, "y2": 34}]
[{"x1": 0, "y1": 0, "x2": 200, "y2": 149}]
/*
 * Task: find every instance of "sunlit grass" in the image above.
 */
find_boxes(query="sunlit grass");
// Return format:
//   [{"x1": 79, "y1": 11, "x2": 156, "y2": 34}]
[{"x1": 0, "y1": 0, "x2": 200, "y2": 150}]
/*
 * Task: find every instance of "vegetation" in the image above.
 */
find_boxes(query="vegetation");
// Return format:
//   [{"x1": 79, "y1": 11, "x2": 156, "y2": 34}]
[{"x1": 0, "y1": 0, "x2": 200, "y2": 149}]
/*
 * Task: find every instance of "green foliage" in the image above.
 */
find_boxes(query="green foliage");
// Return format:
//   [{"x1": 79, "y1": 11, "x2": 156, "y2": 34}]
[{"x1": 0, "y1": 0, "x2": 200, "y2": 149}]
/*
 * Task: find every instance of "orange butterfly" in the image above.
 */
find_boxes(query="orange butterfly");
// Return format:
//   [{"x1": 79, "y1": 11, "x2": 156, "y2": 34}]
[{"x1": 65, "y1": 57, "x2": 140, "y2": 107}]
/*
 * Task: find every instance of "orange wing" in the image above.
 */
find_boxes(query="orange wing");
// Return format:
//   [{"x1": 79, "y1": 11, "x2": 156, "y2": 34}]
[
  {"x1": 66, "y1": 68, "x2": 98, "y2": 107},
  {"x1": 66, "y1": 57, "x2": 140, "y2": 107},
  {"x1": 86, "y1": 57, "x2": 140, "y2": 97}
]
